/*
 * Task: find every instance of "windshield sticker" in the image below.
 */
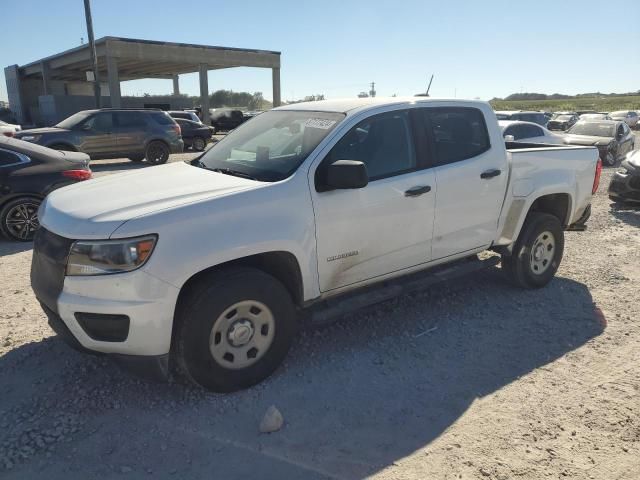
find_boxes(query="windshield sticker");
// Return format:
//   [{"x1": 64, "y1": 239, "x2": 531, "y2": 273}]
[{"x1": 303, "y1": 118, "x2": 337, "y2": 130}]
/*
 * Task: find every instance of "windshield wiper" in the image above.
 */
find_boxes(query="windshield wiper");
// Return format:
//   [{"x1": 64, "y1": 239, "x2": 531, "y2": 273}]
[{"x1": 210, "y1": 168, "x2": 259, "y2": 181}]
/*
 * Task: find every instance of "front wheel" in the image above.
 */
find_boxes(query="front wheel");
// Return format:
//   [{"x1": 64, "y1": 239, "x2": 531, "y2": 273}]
[
  {"x1": 145, "y1": 141, "x2": 170, "y2": 165},
  {"x1": 191, "y1": 136, "x2": 206, "y2": 152},
  {"x1": 174, "y1": 267, "x2": 297, "y2": 392},
  {"x1": 502, "y1": 212, "x2": 564, "y2": 289},
  {"x1": 0, "y1": 197, "x2": 41, "y2": 241}
]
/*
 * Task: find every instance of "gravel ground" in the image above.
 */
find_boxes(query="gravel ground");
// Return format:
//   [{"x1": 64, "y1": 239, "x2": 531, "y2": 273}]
[{"x1": 0, "y1": 142, "x2": 638, "y2": 479}]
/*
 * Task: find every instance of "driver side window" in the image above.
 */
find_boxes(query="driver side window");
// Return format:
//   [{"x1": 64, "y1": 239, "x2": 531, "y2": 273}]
[
  {"x1": 324, "y1": 110, "x2": 416, "y2": 181},
  {"x1": 83, "y1": 113, "x2": 113, "y2": 132}
]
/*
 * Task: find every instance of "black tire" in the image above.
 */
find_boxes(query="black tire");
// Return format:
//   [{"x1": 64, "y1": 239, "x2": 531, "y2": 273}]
[
  {"x1": 145, "y1": 141, "x2": 170, "y2": 165},
  {"x1": 501, "y1": 212, "x2": 564, "y2": 289},
  {"x1": 0, "y1": 196, "x2": 42, "y2": 241},
  {"x1": 174, "y1": 267, "x2": 297, "y2": 392},
  {"x1": 603, "y1": 151, "x2": 616, "y2": 166},
  {"x1": 191, "y1": 136, "x2": 206, "y2": 152}
]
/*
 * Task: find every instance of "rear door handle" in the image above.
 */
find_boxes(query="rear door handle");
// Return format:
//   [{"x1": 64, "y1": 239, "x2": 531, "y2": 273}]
[
  {"x1": 404, "y1": 185, "x2": 431, "y2": 197},
  {"x1": 480, "y1": 169, "x2": 501, "y2": 179}
]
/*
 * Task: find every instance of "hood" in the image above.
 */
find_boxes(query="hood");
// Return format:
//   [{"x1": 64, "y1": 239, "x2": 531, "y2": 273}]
[
  {"x1": 563, "y1": 135, "x2": 614, "y2": 147},
  {"x1": 627, "y1": 151, "x2": 640, "y2": 168},
  {"x1": 16, "y1": 127, "x2": 66, "y2": 136},
  {"x1": 40, "y1": 162, "x2": 262, "y2": 239}
]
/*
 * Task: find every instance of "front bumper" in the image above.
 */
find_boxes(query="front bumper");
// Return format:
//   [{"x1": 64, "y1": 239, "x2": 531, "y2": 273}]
[
  {"x1": 41, "y1": 301, "x2": 170, "y2": 380},
  {"x1": 608, "y1": 170, "x2": 640, "y2": 202},
  {"x1": 31, "y1": 228, "x2": 180, "y2": 378}
]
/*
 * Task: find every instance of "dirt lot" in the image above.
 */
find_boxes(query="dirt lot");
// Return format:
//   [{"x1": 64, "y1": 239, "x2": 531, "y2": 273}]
[{"x1": 0, "y1": 144, "x2": 639, "y2": 479}]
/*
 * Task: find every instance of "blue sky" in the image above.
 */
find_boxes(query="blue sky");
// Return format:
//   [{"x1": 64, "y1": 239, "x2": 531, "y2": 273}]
[{"x1": 2, "y1": 0, "x2": 639, "y2": 103}]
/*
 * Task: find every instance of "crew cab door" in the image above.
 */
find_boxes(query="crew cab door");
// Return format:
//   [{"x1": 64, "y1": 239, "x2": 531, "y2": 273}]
[
  {"x1": 415, "y1": 106, "x2": 508, "y2": 259},
  {"x1": 311, "y1": 109, "x2": 436, "y2": 292}
]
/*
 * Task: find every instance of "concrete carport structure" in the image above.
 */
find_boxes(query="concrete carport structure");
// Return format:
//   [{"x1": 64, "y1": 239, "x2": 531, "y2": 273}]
[{"x1": 5, "y1": 36, "x2": 281, "y2": 126}]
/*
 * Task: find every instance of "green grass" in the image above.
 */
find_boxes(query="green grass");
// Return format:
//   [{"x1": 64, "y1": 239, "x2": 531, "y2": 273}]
[{"x1": 490, "y1": 95, "x2": 640, "y2": 113}]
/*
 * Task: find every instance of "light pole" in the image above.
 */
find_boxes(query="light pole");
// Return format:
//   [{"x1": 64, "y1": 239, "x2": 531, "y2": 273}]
[{"x1": 84, "y1": 0, "x2": 100, "y2": 108}]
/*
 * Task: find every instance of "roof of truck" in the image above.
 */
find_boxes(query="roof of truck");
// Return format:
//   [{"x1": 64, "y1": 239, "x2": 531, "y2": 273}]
[{"x1": 275, "y1": 97, "x2": 489, "y2": 114}]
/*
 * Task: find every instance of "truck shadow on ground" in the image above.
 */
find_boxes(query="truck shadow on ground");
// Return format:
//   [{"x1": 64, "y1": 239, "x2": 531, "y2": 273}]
[
  {"x1": 0, "y1": 239, "x2": 33, "y2": 257},
  {"x1": 610, "y1": 201, "x2": 640, "y2": 227},
  {"x1": 0, "y1": 267, "x2": 604, "y2": 479}
]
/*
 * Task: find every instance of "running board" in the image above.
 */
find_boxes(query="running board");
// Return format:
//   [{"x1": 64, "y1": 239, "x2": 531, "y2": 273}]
[{"x1": 303, "y1": 255, "x2": 501, "y2": 327}]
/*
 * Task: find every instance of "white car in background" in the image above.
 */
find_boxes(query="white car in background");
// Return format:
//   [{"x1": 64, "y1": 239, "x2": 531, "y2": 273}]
[
  {"x1": 499, "y1": 120, "x2": 565, "y2": 144},
  {"x1": 0, "y1": 120, "x2": 21, "y2": 137},
  {"x1": 609, "y1": 111, "x2": 639, "y2": 128},
  {"x1": 580, "y1": 113, "x2": 611, "y2": 121}
]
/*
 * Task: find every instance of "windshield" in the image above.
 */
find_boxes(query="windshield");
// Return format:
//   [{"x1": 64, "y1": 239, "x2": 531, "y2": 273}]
[
  {"x1": 567, "y1": 122, "x2": 615, "y2": 137},
  {"x1": 197, "y1": 110, "x2": 345, "y2": 181},
  {"x1": 55, "y1": 111, "x2": 92, "y2": 129}
]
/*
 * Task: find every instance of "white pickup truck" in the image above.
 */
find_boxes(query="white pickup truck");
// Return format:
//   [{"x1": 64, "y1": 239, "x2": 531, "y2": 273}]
[{"x1": 30, "y1": 98, "x2": 602, "y2": 392}]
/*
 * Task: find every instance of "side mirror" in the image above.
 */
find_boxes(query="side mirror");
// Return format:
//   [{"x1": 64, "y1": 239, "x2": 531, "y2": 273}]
[
  {"x1": 79, "y1": 123, "x2": 92, "y2": 131},
  {"x1": 325, "y1": 160, "x2": 368, "y2": 190},
  {"x1": 504, "y1": 135, "x2": 515, "y2": 142}
]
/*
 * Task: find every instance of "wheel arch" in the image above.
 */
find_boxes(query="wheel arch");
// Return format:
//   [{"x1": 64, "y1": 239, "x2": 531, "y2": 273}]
[
  {"x1": 45, "y1": 142, "x2": 78, "y2": 152},
  {"x1": 527, "y1": 192, "x2": 572, "y2": 227},
  {"x1": 144, "y1": 138, "x2": 171, "y2": 150},
  {"x1": 175, "y1": 250, "x2": 304, "y2": 310}
]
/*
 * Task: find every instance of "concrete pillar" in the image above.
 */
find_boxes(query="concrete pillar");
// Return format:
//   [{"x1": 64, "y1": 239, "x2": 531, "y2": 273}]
[
  {"x1": 106, "y1": 55, "x2": 121, "y2": 108},
  {"x1": 4, "y1": 65, "x2": 26, "y2": 124},
  {"x1": 172, "y1": 75, "x2": 180, "y2": 95},
  {"x1": 272, "y1": 67, "x2": 281, "y2": 107},
  {"x1": 199, "y1": 65, "x2": 210, "y2": 125},
  {"x1": 41, "y1": 62, "x2": 51, "y2": 95}
]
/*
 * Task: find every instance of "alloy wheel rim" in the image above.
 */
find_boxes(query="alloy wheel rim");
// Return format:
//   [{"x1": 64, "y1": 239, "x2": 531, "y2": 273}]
[
  {"x1": 530, "y1": 230, "x2": 555, "y2": 275},
  {"x1": 149, "y1": 145, "x2": 168, "y2": 163},
  {"x1": 5, "y1": 202, "x2": 40, "y2": 240},
  {"x1": 209, "y1": 300, "x2": 275, "y2": 370}
]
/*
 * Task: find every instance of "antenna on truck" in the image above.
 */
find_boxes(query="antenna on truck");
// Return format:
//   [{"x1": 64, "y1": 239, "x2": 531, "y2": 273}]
[{"x1": 415, "y1": 74, "x2": 434, "y2": 97}]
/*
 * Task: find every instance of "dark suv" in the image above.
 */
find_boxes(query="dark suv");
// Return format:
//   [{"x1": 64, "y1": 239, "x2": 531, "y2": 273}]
[
  {"x1": 209, "y1": 109, "x2": 247, "y2": 133},
  {"x1": 15, "y1": 109, "x2": 184, "y2": 164}
]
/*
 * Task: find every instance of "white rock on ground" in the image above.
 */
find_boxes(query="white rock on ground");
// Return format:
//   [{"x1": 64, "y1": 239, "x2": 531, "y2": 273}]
[{"x1": 259, "y1": 405, "x2": 284, "y2": 433}]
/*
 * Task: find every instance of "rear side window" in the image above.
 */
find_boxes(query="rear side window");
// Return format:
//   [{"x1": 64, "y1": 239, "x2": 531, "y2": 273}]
[
  {"x1": 115, "y1": 112, "x2": 146, "y2": 128},
  {"x1": 0, "y1": 149, "x2": 25, "y2": 167},
  {"x1": 151, "y1": 112, "x2": 175, "y2": 126},
  {"x1": 522, "y1": 124, "x2": 543, "y2": 138},
  {"x1": 421, "y1": 107, "x2": 490, "y2": 165}
]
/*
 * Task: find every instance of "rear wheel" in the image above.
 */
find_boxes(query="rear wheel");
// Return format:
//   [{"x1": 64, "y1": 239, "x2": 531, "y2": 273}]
[
  {"x1": 174, "y1": 267, "x2": 297, "y2": 392},
  {"x1": 604, "y1": 151, "x2": 616, "y2": 166},
  {"x1": 502, "y1": 212, "x2": 564, "y2": 289},
  {"x1": 145, "y1": 141, "x2": 170, "y2": 165},
  {"x1": 0, "y1": 197, "x2": 41, "y2": 241},
  {"x1": 191, "y1": 136, "x2": 206, "y2": 152}
]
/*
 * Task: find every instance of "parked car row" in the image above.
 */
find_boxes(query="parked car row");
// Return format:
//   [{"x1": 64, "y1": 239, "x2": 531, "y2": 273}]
[
  {"x1": 0, "y1": 136, "x2": 92, "y2": 241},
  {"x1": 495, "y1": 109, "x2": 639, "y2": 132},
  {"x1": 14, "y1": 109, "x2": 184, "y2": 164}
]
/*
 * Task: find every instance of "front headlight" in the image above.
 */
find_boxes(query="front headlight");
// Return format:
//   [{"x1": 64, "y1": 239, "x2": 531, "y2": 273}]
[
  {"x1": 19, "y1": 135, "x2": 41, "y2": 142},
  {"x1": 67, "y1": 235, "x2": 157, "y2": 276}
]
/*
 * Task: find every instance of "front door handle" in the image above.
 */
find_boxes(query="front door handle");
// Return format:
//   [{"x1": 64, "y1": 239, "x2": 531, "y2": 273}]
[
  {"x1": 480, "y1": 169, "x2": 501, "y2": 179},
  {"x1": 404, "y1": 185, "x2": 432, "y2": 197}
]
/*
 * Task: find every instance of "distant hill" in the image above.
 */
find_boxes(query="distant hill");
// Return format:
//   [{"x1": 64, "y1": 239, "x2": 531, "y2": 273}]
[{"x1": 490, "y1": 91, "x2": 640, "y2": 112}]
